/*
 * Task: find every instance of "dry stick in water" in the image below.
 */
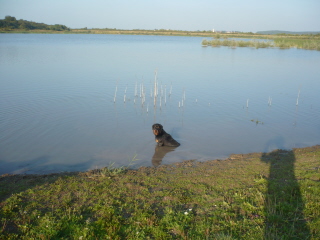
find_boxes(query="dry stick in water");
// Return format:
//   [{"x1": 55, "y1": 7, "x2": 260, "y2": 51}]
[
  {"x1": 141, "y1": 83, "x2": 144, "y2": 105},
  {"x1": 182, "y1": 89, "x2": 186, "y2": 107},
  {"x1": 143, "y1": 89, "x2": 146, "y2": 106},
  {"x1": 154, "y1": 70, "x2": 157, "y2": 106},
  {"x1": 113, "y1": 85, "x2": 117, "y2": 103},
  {"x1": 164, "y1": 85, "x2": 167, "y2": 105},
  {"x1": 135, "y1": 82, "x2": 137, "y2": 97},
  {"x1": 124, "y1": 85, "x2": 127, "y2": 103},
  {"x1": 296, "y1": 89, "x2": 301, "y2": 106}
]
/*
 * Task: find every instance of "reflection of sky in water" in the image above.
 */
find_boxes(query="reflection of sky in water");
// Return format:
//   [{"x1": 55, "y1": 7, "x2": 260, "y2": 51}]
[{"x1": 0, "y1": 34, "x2": 319, "y2": 174}]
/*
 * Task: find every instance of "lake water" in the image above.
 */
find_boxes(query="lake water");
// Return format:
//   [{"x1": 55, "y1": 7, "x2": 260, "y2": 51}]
[{"x1": 1, "y1": 34, "x2": 319, "y2": 174}]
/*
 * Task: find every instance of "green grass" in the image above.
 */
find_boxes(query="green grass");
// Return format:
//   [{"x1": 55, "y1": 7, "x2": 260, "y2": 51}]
[{"x1": 1, "y1": 146, "x2": 320, "y2": 239}]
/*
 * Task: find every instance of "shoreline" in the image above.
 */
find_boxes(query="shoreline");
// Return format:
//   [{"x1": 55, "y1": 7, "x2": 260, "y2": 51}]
[{"x1": 1, "y1": 144, "x2": 319, "y2": 177}]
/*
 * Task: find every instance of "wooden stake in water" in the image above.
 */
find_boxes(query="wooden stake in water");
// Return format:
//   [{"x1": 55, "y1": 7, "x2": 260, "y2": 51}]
[{"x1": 246, "y1": 99, "x2": 249, "y2": 108}]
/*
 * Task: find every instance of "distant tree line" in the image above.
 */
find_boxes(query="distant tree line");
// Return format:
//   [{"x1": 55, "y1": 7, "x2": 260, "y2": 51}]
[{"x1": 0, "y1": 16, "x2": 70, "y2": 31}]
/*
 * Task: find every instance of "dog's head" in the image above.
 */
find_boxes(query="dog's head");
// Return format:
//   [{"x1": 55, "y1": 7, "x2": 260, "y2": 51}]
[{"x1": 152, "y1": 123, "x2": 163, "y2": 136}]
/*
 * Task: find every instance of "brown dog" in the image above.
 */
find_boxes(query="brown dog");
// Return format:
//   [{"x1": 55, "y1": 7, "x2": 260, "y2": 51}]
[{"x1": 152, "y1": 123, "x2": 180, "y2": 147}]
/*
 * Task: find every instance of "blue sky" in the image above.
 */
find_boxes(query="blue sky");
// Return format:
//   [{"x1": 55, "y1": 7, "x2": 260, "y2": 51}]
[{"x1": 0, "y1": 0, "x2": 319, "y2": 32}]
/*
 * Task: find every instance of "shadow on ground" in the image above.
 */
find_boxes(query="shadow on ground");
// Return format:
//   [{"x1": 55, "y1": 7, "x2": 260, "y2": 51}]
[{"x1": 261, "y1": 148, "x2": 310, "y2": 239}]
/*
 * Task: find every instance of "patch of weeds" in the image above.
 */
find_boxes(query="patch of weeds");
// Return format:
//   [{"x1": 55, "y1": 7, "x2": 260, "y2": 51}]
[{"x1": 90, "y1": 154, "x2": 139, "y2": 178}]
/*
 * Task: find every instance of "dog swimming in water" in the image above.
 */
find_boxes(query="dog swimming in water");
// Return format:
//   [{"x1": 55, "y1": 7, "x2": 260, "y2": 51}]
[{"x1": 152, "y1": 123, "x2": 180, "y2": 147}]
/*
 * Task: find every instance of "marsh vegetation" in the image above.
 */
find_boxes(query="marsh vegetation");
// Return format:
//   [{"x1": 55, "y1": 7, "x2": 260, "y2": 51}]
[{"x1": 202, "y1": 38, "x2": 320, "y2": 50}]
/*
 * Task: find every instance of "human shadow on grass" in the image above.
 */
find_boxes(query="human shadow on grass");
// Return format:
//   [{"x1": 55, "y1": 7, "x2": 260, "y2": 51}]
[{"x1": 261, "y1": 139, "x2": 310, "y2": 239}]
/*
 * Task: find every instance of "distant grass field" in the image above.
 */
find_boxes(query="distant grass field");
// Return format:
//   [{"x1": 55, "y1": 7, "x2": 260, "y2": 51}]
[
  {"x1": 1, "y1": 146, "x2": 320, "y2": 239},
  {"x1": 1, "y1": 28, "x2": 319, "y2": 39}
]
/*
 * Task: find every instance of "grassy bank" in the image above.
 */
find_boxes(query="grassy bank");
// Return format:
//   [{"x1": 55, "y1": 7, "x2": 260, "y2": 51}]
[
  {"x1": 202, "y1": 38, "x2": 320, "y2": 51},
  {"x1": 1, "y1": 146, "x2": 319, "y2": 239}
]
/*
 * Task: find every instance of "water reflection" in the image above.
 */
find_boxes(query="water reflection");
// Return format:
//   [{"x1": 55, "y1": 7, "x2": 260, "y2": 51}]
[{"x1": 151, "y1": 146, "x2": 178, "y2": 167}]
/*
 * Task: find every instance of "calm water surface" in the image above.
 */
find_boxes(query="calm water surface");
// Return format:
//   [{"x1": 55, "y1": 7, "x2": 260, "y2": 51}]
[{"x1": 1, "y1": 34, "x2": 319, "y2": 174}]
